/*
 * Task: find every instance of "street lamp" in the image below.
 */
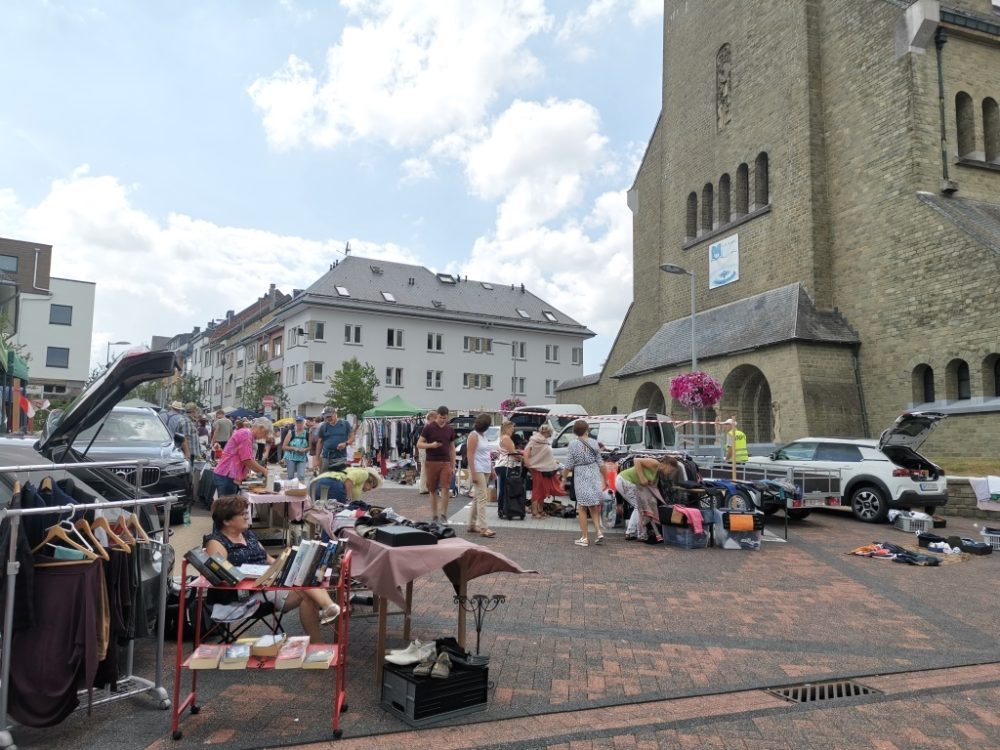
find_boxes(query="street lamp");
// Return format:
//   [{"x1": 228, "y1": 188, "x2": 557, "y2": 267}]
[
  {"x1": 491, "y1": 340, "x2": 518, "y2": 400},
  {"x1": 659, "y1": 263, "x2": 699, "y2": 443},
  {"x1": 106, "y1": 340, "x2": 131, "y2": 367}
]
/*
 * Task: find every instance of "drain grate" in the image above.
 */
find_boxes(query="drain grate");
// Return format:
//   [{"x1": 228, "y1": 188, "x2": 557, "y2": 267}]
[{"x1": 769, "y1": 679, "x2": 881, "y2": 703}]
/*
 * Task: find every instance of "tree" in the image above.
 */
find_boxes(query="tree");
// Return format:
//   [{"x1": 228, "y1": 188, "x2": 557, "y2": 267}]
[
  {"x1": 126, "y1": 380, "x2": 163, "y2": 405},
  {"x1": 173, "y1": 373, "x2": 205, "y2": 407},
  {"x1": 242, "y1": 364, "x2": 288, "y2": 413},
  {"x1": 325, "y1": 357, "x2": 379, "y2": 420}
]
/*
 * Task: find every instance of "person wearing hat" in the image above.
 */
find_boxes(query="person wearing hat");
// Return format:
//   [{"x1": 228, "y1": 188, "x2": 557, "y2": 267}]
[
  {"x1": 313, "y1": 465, "x2": 382, "y2": 502},
  {"x1": 721, "y1": 418, "x2": 748, "y2": 463},
  {"x1": 316, "y1": 406, "x2": 354, "y2": 473},
  {"x1": 282, "y1": 415, "x2": 311, "y2": 482}
]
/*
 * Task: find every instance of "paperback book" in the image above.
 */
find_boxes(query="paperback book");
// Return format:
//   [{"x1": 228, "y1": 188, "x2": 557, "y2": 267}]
[
  {"x1": 219, "y1": 643, "x2": 252, "y2": 670},
  {"x1": 302, "y1": 644, "x2": 336, "y2": 670},
  {"x1": 187, "y1": 643, "x2": 225, "y2": 669},
  {"x1": 274, "y1": 636, "x2": 310, "y2": 669}
]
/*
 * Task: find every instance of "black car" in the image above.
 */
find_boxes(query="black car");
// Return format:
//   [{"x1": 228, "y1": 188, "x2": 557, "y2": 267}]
[{"x1": 72, "y1": 405, "x2": 192, "y2": 509}]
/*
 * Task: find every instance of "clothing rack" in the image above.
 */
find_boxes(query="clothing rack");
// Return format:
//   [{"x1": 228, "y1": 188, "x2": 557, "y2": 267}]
[{"x1": 0, "y1": 459, "x2": 175, "y2": 750}]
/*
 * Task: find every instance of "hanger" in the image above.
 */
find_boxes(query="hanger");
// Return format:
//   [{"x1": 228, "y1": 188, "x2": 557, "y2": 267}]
[
  {"x1": 124, "y1": 512, "x2": 150, "y2": 543},
  {"x1": 31, "y1": 524, "x2": 99, "y2": 562},
  {"x1": 91, "y1": 515, "x2": 132, "y2": 552},
  {"x1": 40, "y1": 476, "x2": 53, "y2": 492},
  {"x1": 73, "y1": 519, "x2": 109, "y2": 561},
  {"x1": 60, "y1": 519, "x2": 94, "y2": 552},
  {"x1": 13, "y1": 480, "x2": 20, "y2": 496}
]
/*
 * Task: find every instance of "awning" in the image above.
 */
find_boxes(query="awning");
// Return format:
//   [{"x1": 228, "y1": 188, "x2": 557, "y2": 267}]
[{"x1": 7, "y1": 351, "x2": 29, "y2": 382}]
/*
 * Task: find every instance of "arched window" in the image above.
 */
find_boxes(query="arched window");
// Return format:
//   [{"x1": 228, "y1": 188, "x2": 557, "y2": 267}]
[
  {"x1": 984, "y1": 98, "x2": 999, "y2": 163},
  {"x1": 754, "y1": 152, "x2": 769, "y2": 207},
  {"x1": 957, "y1": 361, "x2": 971, "y2": 399},
  {"x1": 983, "y1": 354, "x2": 1000, "y2": 397},
  {"x1": 735, "y1": 163, "x2": 749, "y2": 215},
  {"x1": 702, "y1": 183, "x2": 714, "y2": 232},
  {"x1": 996, "y1": 359, "x2": 1000, "y2": 399},
  {"x1": 956, "y1": 92, "x2": 976, "y2": 158},
  {"x1": 912, "y1": 364, "x2": 935, "y2": 404},
  {"x1": 945, "y1": 358, "x2": 971, "y2": 400},
  {"x1": 718, "y1": 173, "x2": 731, "y2": 225},
  {"x1": 686, "y1": 192, "x2": 698, "y2": 239}
]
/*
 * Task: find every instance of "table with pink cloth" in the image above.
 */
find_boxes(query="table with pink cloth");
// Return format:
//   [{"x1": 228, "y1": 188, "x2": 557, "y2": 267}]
[
  {"x1": 344, "y1": 529, "x2": 536, "y2": 681},
  {"x1": 245, "y1": 491, "x2": 305, "y2": 544}
]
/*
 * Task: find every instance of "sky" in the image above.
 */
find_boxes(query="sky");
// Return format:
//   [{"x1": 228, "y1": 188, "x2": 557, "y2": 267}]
[{"x1": 0, "y1": 0, "x2": 664, "y2": 374}]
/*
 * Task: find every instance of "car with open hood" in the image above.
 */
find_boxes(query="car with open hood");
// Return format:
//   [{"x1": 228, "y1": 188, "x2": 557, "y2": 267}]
[{"x1": 747, "y1": 412, "x2": 948, "y2": 522}]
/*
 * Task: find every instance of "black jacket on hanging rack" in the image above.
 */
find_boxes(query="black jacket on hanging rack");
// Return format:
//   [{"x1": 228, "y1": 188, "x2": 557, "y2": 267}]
[{"x1": 0, "y1": 490, "x2": 36, "y2": 631}]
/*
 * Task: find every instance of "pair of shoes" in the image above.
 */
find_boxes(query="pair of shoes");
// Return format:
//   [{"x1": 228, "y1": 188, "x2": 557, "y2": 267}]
[
  {"x1": 466, "y1": 526, "x2": 480, "y2": 534},
  {"x1": 387, "y1": 639, "x2": 425, "y2": 657},
  {"x1": 594, "y1": 535, "x2": 605, "y2": 545},
  {"x1": 413, "y1": 657, "x2": 435, "y2": 677},
  {"x1": 385, "y1": 641, "x2": 435, "y2": 666},
  {"x1": 319, "y1": 603, "x2": 341, "y2": 625},
  {"x1": 480, "y1": 529, "x2": 496, "y2": 538},
  {"x1": 574, "y1": 537, "x2": 589, "y2": 547},
  {"x1": 431, "y1": 651, "x2": 451, "y2": 679}
]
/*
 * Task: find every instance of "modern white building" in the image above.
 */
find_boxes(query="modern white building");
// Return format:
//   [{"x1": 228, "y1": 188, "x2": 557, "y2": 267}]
[{"x1": 182, "y1": 257, "x2": 594, "y2": 416}]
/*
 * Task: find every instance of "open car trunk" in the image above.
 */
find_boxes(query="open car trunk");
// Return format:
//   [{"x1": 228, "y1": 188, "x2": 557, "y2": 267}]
[{"x1": 880, "y1": 445, "x2": 943, "y2": 480}]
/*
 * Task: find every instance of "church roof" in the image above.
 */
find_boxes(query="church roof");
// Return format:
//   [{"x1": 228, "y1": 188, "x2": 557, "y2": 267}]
[
  {"x1": 917, "y1": 192, "x2": 1000, "y2": 256},
  {"x1": 556, "y1": 373, "x2": 601, "y2": 391},
  {"x1": 612, "y1": 283, "x2": 859, "y2": 378}
]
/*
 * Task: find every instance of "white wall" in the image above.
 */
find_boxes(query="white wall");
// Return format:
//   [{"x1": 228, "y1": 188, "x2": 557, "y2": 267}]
[{"x1": 14, "y1": 276, "x2": 95, "y2": 388}]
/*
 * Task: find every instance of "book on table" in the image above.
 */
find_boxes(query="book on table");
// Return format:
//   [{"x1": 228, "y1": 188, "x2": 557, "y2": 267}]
[
  {"x1": 219, "y1": 643, "x2": 252, "y2": 670},
  {"x1": 251, "y1": 633, "x2": 288, "y2": 658},
  {"x1": 274, "y1": 636, "x2": 310, "y2": 669},
  {"x1": 253, "y1": 548, "x2": 291, "y2": 587},
  {"x1": 184, "y1": 547, "x2": 241, "y2": 586},
  {"x1": 187, "y1": 643, "x2": 225, "y2": 669},
  {"x1": 302, "y1": 644, "x2": 336, "y2": 670}
]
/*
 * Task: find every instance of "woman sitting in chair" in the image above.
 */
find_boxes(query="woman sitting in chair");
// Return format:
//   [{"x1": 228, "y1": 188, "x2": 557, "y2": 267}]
[
  {"x1": 205, "y1": 495, "x2": 340, "y2": 642},
  {"x1": 616, "y1": 456, "x2": 681, "y2": 543}
]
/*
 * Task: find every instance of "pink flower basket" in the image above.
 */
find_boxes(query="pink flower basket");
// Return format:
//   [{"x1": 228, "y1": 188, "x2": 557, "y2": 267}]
[{"x1": 669, "y1": 372, "x2": 723, "y2": 410}]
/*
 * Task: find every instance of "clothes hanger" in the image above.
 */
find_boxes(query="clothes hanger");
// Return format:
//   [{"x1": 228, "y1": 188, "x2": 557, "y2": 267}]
[
  {"x1": 124, "y1": 512, "x2": 150, "y2": 542},
  {"x1": 60, "y1": 519, "x2": 95, "y2": 552},
  {"x1": 40, "y1": 476, "x2": 53, "y2": 492},
  {"x1": 73, "y1": 519, "x2": 109, "y2": 561},
  {"x1": 13, "y1": 480, "x2": 21, "y2": 496},
  {"x1": 91, "y1": 515, "x2": 132, "y2": 552},
  {"x1": 31, "y1": 524, "x2": 99, "y2": 559}
]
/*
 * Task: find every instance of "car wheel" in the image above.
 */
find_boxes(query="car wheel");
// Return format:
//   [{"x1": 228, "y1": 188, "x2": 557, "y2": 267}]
[
  {"x1": 850, "y1": 485, "x2": 889, "y2": 523},
  {"x1": 725, "y1": 488, "x2": 756, "y2": 512},
  {"x1": 786, "y1": 508, "x2": 811, "y2": 520}
]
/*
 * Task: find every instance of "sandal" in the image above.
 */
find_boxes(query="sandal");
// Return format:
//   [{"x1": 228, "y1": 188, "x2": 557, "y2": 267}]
[
  {"x1": 466, "y1": 527, "x2": 480, "y2": 534},
  {"x1": 574, "y1": 537, "x2": 589, "y2": 547},
  {"x1": 595, "y1": 535, "x2": 605, "y2": 545},
  {"x1": 479, "y1": 529, "x2": 496, "y2": 538}
]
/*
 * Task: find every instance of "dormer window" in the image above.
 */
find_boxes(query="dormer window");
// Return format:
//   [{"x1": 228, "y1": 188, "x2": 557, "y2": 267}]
[
  {"x1": 481, "y1": 282, "x2": 493, "y2": 290},
  {"x1": 370, "y1": 264, "x2": 384, "y2": 275},
  {"x1": 516, "y1": 308, "x2": 530, "y2": 319},
  {"x1": 381, "y1": 291, "x2": 396, "y2": 302},
  {"x1": 542, "y1": 311, "x2": 557, "y2": 322},
  {"x1": 335, "y1": 286, "x2": 350, "y2": 297},
  {"x1": 436, "y1": 273, "x2": 456, "y2": 284},
  {"x1": 432, "y1": 300, "x2": 446, "y2": 309}
]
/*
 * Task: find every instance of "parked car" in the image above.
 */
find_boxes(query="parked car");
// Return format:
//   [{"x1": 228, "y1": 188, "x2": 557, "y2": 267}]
[
  {"x1": 0, "y1": 348, "x2": 183, "y2": 634},
  {"x1": 746, "y1": 412, "x2": 948, "y2": 522},
  {"x1": 71, "y1": 406, "x2": 192, "y2": 508},
  {"x1": 551, "y1": 409, "x2": 677, "y2": 462},
  {"x1": 509, "y1": 404, "x2": 587, "y2": 432}
]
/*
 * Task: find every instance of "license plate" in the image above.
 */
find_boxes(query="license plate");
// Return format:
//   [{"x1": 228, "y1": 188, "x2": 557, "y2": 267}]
[{"x1": 919, "y1": 482, "x2": 937, "y2": 491}]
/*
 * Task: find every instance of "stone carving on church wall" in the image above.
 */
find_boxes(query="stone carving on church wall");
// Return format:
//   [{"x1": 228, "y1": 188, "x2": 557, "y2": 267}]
[{"x1": 717, "y1": 44, "x2": 732, "y2": 132}]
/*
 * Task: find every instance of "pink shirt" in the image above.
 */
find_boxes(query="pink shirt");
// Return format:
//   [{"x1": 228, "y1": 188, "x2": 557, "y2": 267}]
[{"x1": 215, "y1": 427, "x2": 255, "y2": 482}]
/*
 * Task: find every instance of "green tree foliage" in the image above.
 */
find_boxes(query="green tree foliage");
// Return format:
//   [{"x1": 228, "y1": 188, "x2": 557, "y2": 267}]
[
  {"x1": 126, "y1": 380, "x2": 163, "y2": 405},
  {"x1": 173, "y1": 373, "x2": 206, "y2": 407},
  {"x1": 325, "y1": 357, "x2": 379, "y2": 420},
  {"x1": 242, "y1": 364, "x2": 289, "y2": 413}
]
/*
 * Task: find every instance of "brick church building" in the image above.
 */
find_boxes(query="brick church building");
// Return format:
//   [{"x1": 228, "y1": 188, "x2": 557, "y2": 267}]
[{"x1": 560, "y1": 0, "x2": 1000, "y2": 458}]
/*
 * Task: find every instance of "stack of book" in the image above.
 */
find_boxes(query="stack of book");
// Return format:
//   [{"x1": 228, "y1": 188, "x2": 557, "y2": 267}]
[
  {"x1": 184, "y1": 548, "x2": 243, "y2": 587},
  {"x1": 253, "y1": 539, "x2": 341, "y2": 588}
]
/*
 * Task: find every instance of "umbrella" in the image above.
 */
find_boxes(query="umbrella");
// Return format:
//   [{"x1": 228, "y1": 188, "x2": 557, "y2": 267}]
[
  {"x1": 226, "y1": 407, "x2": 262, "y2": 419},
  {"x1": 272, "y1": 417, "x2": 295, "y2": 427}
]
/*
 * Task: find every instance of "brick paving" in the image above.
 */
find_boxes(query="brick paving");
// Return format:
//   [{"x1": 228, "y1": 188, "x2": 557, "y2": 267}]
[{"x1": 16, "y1": 483, "x2": 999, "y2": 750}]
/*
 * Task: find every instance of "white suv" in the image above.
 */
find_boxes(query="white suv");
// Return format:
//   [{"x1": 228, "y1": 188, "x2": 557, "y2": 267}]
[{"x1": 747, "y1": 412, "x2": 948, "y2": 523}]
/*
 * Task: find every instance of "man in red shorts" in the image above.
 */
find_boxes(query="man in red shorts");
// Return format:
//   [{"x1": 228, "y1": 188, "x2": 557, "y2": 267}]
[{"x1": 417, "y1": 406, "x2": 456, "y2": 523}]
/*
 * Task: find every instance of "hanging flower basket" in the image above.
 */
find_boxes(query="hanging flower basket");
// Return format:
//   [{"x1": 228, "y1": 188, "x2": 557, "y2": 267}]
[
  {"x1": 669, "y1": 372, "x2": 723, "y2": 410},
  {"x1": 499, "y1": 397, "x2": 526, "y2": 416}
]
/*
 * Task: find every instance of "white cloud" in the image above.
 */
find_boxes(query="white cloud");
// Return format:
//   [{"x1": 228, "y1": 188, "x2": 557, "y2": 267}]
[
  {"x1": 248, "y1": 0, "x2": 553, "y2": 150},
  {"x1": 556, "y1": 0, "x2": 662, "y2": 60},
  {"x1": 0, "y1": 168, "x2": 420, "y2": 369},
  {"x1": 399, "y1": 156, "x2": 436, "y2": 184}
]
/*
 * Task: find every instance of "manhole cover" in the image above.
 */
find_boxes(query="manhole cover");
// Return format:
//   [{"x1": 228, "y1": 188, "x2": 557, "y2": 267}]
[{"x1": 769, "y1": 679, "x2": 881, "y2": 703}]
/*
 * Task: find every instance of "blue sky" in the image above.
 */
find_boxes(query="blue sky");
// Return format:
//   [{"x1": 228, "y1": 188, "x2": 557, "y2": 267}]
[{"x1": 0, "y1": 0, "x2": 663, "y2": 372}]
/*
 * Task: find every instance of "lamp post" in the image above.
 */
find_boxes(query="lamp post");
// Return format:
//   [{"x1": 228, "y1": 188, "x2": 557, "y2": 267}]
[
  {"x1": 659, "y1": 264, "x2": 699, "y2": 444},
  {"x1": 491, "y1": 340, "x2": 518, "y2": 400},
  {"x1": 106, "y1": 340, "x2": 131, "y2": 367}
]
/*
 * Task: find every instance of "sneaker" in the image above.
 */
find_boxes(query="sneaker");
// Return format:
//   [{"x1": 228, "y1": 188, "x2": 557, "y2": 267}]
[
  {"x1": 574, "y1": 537, "x2": 589, "y2": 547},
  {"x1": 594, "y1": 535, "x2": 605, "y2": 545},
  {"x1": 385, "y1": 642, "x2": 435, "y2": 666},
  {"x1": 319, "y1": 603, "x2": 341, "y2": 625},
  {"x1": 431, "y1": 651, "x2": 452, "y2": 679}
]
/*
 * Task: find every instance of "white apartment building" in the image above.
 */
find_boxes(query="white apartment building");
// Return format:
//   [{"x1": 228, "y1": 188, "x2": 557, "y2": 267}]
[
  {"x1": 185, "y1": 257, "x2": 594, "y2": 416},
  {"x1": 14, "y1": 276, "x2": 96, "y2": 400}
]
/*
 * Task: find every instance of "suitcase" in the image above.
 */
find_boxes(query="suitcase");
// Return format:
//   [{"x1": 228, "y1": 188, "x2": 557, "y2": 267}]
[{"x1": 503, "y1": 469, "x2": 527, "y2": 520}]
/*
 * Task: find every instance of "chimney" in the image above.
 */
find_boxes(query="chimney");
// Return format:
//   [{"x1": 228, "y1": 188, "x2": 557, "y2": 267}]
[
  {"x1": 226, "y1": 310, "x2": 234, "y2": 319},
  {"x1": 520, "y1": 283, "x2": 525, "y2": 293},
  {"x1": 193, "y1": 326, "x2": 200, "y2": 334}
]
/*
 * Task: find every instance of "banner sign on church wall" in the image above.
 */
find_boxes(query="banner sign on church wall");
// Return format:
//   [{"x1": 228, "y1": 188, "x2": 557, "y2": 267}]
[{"x1": 709, "y1": 233, "x2": 739, "y2": 290}]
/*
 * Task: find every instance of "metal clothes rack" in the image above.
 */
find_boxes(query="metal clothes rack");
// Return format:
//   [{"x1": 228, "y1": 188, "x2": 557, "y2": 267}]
[{"x1": 0, "y1": 460, "x2": 175, "y2": 750}]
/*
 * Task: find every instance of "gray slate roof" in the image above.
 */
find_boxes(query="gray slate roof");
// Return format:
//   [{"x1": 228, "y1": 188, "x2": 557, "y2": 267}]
[
  {"x1": 556, "y1": 373, "x2": 601, "y2": 391},
  {"x1": 917, "y1": 192, "x2": 1000, "y2": 256},
  {"x1": 302, "y1": 255, "x2": 594, "y2": 335},
  {"x1": 612, "y1": 283, "x2": 859, "y2": 378}
]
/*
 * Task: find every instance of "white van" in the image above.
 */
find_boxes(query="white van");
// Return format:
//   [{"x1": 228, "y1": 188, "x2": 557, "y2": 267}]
[
  {"x1": 550, "y1": 409, "x2": 678, "y2": 461},
  {"x1": 509, "y1": 404, "x2": 587, "y2": 432}
]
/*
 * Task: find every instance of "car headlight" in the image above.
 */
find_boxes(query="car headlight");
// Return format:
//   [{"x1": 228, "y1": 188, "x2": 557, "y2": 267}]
[{"x1": 163, "y1": 463, "x2": 190, "y2": 476}]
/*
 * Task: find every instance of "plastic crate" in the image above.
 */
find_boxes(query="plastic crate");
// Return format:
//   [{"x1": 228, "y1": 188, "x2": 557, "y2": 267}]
[
  {"x1": 893, "y1": 515, "x2": 933, "y2": 533},
  {"x1": 982, "y1": 531, "x2": 1000, "y2": 552},
  {"x1": 662, "y1": 525, "x2": 709, "y2": 549}
]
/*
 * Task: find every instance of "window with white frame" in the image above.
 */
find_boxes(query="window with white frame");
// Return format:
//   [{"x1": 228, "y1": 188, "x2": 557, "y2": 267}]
[
  {"x1": 345, "y1": 324, "x2": 362, "y2": 344},
  {"x1": 545, "y1": 379, "x2": 559, "y2": 396},
  {"x1": 258, "y1": 342, "x2": 268, "y2": 361},
  {"x1": 427, "y1": 332, "x2": 443, "y2": 352},
  {"x1": 511, "y1": 340, "x2": 526, "y2": 359},
  {"x1": 385, "y1": 367, "x2": 403, "y2": 387},
  {"x1": 387, "y1": 328, "x2": 403, "y2": 348},
  {"x1": 542, "y1": 311, "x2": 557, "y2": 322},
  {"x1": 236, "y1": 346, "x2": 245, "y2": 368},
  {"x1": 572, "y1": 346, "x2": 583, "y2": 365},
  {"x1": 286, "y1": 365, "x2": 297, "y2": 385},
  {"x1": 247, "y1": 346, "x2": 255, "y2": 364},
  {"x1": 287, "y1": 328, "x2": 297, "y2": 348},
  {"x1": 272, "y1": 336, "x2": 283, "y2": 358},
  {"x1": 463, "y1": 336, "x2": 493, "y2": 353},
  {"x1": 545, "y1": 344, "x2": 559, "y2": 363},
  {"x1": 235, "y1": 384, "x2": 243, "y2": 399},
  {"x1": 511, "y1": 376, "x2": 525, "y2": 395},
  {"x1": 463, "y1": 373, "x2": 492, "y2": 389},
  {"x1": 426, "y1": 370, "x2": 443, "y2": 389},
  {"x1": 215, "y1": 380, "x2": 222, "y2": 395},
  {"x1": 305, "y1": 361, "x2": 324, "y2": 381}
]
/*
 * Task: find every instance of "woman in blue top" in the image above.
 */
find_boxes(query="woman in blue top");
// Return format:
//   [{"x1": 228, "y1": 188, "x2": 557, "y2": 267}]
[{"x1": 282, "y1": 416, "x2": 311, "y2": 482}]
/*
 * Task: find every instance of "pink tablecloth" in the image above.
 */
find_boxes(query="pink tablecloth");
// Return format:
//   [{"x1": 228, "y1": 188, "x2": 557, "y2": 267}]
[{"x1": 345, "y1": 530, "x2": 535, "y2": 607}]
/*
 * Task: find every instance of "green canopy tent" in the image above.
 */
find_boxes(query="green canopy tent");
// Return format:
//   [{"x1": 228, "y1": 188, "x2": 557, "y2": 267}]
[{"x1": 362, "y1": 394, "x2": 426, "y2": 418}]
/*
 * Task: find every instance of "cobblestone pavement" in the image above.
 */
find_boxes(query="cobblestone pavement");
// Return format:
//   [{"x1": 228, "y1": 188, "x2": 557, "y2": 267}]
[{"x1": 16, "y1": 483, "x2": 999, "y2": 750}]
